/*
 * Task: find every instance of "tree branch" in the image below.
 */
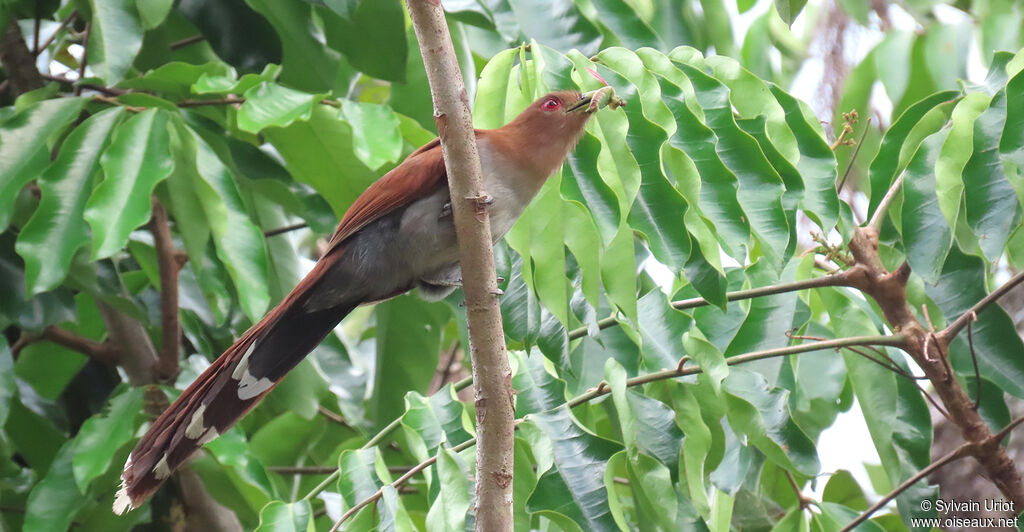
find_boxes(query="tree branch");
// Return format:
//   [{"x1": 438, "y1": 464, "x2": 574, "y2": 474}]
[
  {"x1": 33, "y1": 11, "x2": 77, "y2": 56},
  {"x1": 868, "y1": 170, "x2": 904, "y2": 232},
  {"x1": 329, "y1": 439, "x2": 476, "y2": 531},
  {"x1": 844, "y1": 226, "x2": 1024, "y2": 508},
  {"x1": 841, "y1": 415, "x2": 1024, "y2": 531},
  {"x1": 38, "y1": 72, "x2": 126, "y2": 96},
  {"x1": 263, "y1": 222, "x2": 308, "y2": 237},
  {"x1": 74, "y1": 22, "x2": 90, "y2": 96},
  {"x1": 169, "y1": 34, "x2": 204, "y2": 51},
  {"x1": 406, "y1": 1, "x2": 513, "y2": 530},
  {"x1": 940, "y1": 269, "x2": 1024, "y2": 341},
  {"x1": 150, "y1": 198, "x2": 181, "y2": 381},
  {"x1": 840, "y1": 445, "x2": 971, "y2": 531},
  {"x1": 37, "y1": 326, "x2": 119, "y2": 362},
  {"x1": 1, "y1": 20, "x2": 44, "y2": 95},
  {"x1": 569, "y1": 271, "x2": 854, "y2": 340},
  {"x1": 329, "y1": 334, "x2": 902, "y2": 529}
]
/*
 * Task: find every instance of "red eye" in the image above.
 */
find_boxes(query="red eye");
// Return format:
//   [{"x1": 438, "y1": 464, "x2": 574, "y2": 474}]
[{"x1": 542, "y1": 98, "x2": 561, "y2": 111}]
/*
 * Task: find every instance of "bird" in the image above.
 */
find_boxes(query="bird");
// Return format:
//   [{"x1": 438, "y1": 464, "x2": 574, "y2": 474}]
[{"x1": 114, "y1": 89, "x2": 607, "y2": 514}]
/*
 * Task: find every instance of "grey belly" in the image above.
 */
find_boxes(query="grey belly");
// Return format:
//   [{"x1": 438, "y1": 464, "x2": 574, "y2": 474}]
[{"x1": 302, "y1": 197, "x2": 460, "y2": 312}]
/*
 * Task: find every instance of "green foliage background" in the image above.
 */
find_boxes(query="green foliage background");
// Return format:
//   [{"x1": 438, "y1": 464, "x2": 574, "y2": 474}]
[{"x1": 1, "y1": 0, "x2": 1023, "y2": 531}]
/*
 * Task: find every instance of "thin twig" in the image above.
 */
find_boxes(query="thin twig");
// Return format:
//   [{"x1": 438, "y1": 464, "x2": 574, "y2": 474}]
[
  {"x1": 177, "y1": 96, "x2": 245, "y2": 108},
  {"x1": 966, "y1": 312, "x2": 981, "y2": 409},
  {"x1": 299, "y1": 376, "x2": 474, "y2": 501},
  {"x1": 75, "y1": 22, "x2": 90, "y2": 96},
  {"x1": 39, "y1": 326, "x2": 119, "y2": 362},
  {"x1": 177, "y1": 96, "x2": 341, "y2": 109},
  {"x1": 38, "y1": 72, "x2": 126, "y2": 96},
  {"x1": 842, "y1": 415, "x2": 1024, "y2": 531},
  {"x1": 150, "y1": 199, "x2": 181, "y2": 381},
  {"x1": 569, "y1": 272, "x2": 852, "y2": 340},
  {"x1": 264, "y1": 222, "x2": 309, "y2": 237},
  {"x1": 432, "y1": 342, "x2": 461, "y2": 393},
  {"x1": 839, "y1": 117, "x2": 872, "y2": 193},
  {"x1": 34, "y1": 11, "x2": 77, "y2": 56},
  {"x1": 169, "y1": 34, "x2": 205, "y2": 50},
  {"x1": 785, "y1": 470, "x2": 816, "y2": 510},
  {"x1": 330, "y1": 439, "x2": 476, "y2": 531},
  {"x1": 840, "y1": 445, "x2": 971, "y2": 531},
  {"x1": 868, "y1": 171, "x2": 904, "y2": 232},
  {"x1": 317, "y1": 405, "x2": 349, "y2": 427},
  {"x1": 329, "y1": 333, "x2": 905, "y2": 530},
  {"x1": 33, "y1": 2, "x2": 40, "y2": 57},
  {"x1": 942, "y1": 270, "x2": 1024, "y2": 340}
]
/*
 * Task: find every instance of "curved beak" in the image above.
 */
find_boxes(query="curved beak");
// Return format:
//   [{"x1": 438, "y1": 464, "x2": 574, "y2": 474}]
[{"x1": 566, "y1": 93, "x2": 593, "y2": 114}]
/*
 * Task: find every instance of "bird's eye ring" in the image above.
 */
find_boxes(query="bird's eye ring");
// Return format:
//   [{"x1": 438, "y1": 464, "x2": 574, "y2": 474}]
[{"x1": 542, "y1": 98, "x2": 561, "y2": 111}]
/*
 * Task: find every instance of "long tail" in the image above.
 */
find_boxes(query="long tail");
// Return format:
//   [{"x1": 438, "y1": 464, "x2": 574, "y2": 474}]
[{"x1": 114, "y1": 258, "x2": 356, "y2": 514}]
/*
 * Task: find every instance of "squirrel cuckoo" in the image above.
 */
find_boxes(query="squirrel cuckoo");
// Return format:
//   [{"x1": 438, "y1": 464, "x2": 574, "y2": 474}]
[{"x1": 114, "y1": 90, "x2": 606, "y2": 513}]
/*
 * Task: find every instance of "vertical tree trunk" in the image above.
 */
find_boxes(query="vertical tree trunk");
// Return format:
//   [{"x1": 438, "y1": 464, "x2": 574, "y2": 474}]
[{"x1": 406, "y1": 1, "x2": 515, "y2": 530}]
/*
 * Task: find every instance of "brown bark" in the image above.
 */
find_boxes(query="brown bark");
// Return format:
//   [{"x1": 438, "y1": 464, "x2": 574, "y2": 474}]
[
  {"x1": 0, "y1": 20, "x2": 44, "y2": 95},
  {"x1": 405, "y1": 1, "x2": 514, "y2": 530},
  {"x1": 150, "y1": 198, "x2": 181, "y2": 381},
  {"x1": 844, "y1": 226, "x2": 1024, "y2": 509}
]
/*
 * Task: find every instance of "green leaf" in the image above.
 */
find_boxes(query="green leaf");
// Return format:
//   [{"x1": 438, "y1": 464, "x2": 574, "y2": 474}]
[
  {"x1": 119, "y1": 61, "x2": 235, "y2": 97},
  {"x1": 378, "y1": 484, "x2": 417, "y2": 532},
  {"x1": 425, "y1": 447, "x2": 472, "y2": 532},
  {"x1": 253, "y1": 500, "x2": 313, "y2": 532},
  {"x1": 936, "y1": 92, "x2": 991, "y2": 226},
  {"x1": 725, "y1": 260, "x2": 799, "y2": 364},
  {"x1": 16, "y1": 108, "x2": 123, "y2": 294},
  {"x1": 193, "y1": 64, "x2": 282, "y2": 95},
  {"x1": 401, "y1": 385, "x2": 473, "y2": 462},
  {"x1": 676, "y1": 61, "x2": 790, "y2": 271},
  {"x1": 321, "y1": 0, "x2": 407, "y2": 82},
  {"x1": 23, "y1": 441, "x2": 90, "y2": 532},
  {"x1": 822, "y1": 470, "x2": 868, "y2": 511},
  {"x1": 596, "y1": 49, "x2": 695, "y2": 274},
  {"x1": 509, "y1": 0, "x2": 603, "y2": 56},
  {"x1": 773, "y1": 0, "x2": 808, "y2": 25},
  {"x1": 769, "y1": 85, "x2": 840, "y2": 231},
  {"x1": 88, "y1": 0, "x2": 145, "y2": 83},
  {"x1": 371, "y1": 296, "x2": 449, "y2": 428},
  {"x1": 658, "y1": 74, "x2": 748, "y2": 261},
  {"x1": 71, "y1": 387, "x2": 144, "y2": 491},
  {"x1": 237, "y1": 82, "x2": 316, "y2": 133},
  {"x1": 673, "y1": 382, "x2": 712, "y2": 518},
  {"x1": 824, "y1": 293, "x2": 935, "y2": 527},
  {"x1": 0, "y1": 338, "x2": 13, "y2": 428},
  {"x1": 337, "y1": 447, "x2": 387, "y2": 515},
  {"x1": 722, "y1": 368, "x2": 820, "y2": 476},
  {"x1": 264, "y1": 105, "x2": 379, "y2": 218},
  {"x1": 182, "y1": 124, "x2": 271, "y2": 321},
  {"x1": 605, "y1": 360, "x2": 684, "y2": 471},
  {"x1": 84, "y1": 109, "x2": 174, "y2": 259},
  {"x1": 136, "y1": 0, "x2": 174, "y2": 29},
  {"x1": 636, "y1": 289, "x2": 693, "y2": 371},
  {"x1": 525, "y1": 408, "x2": 621, "y2": 531},
  {"x1": 588, "y1": 0, "x2": 664, "y2": 50},
  {"x1": 901, "y1": 129, "x2": 953, "y2": 283},
  {"x1": 0, "y1": 97, "x2": 86, "y2": 230},
  {"x1": 874, "y1": 31, "x2": 916, "y2": 109},
  {"x1": 866, "y1": 90, "x2": 960, "y2": 221},
  {"x1": 512, "y1": 350, "x2": 568, "y2": 417},
  {"x1": 964, "y1": 90, "x2": 1022, "y2": 259},
  {"x1": 339, "y1": 100, "x2": 403, "y2": 170},
  {"x1": 244, "y1": 0, "x2": 341, "y2": 92},
  {"x1": 926, "y1": 247, "x2": 1024, "y2": 398}
]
